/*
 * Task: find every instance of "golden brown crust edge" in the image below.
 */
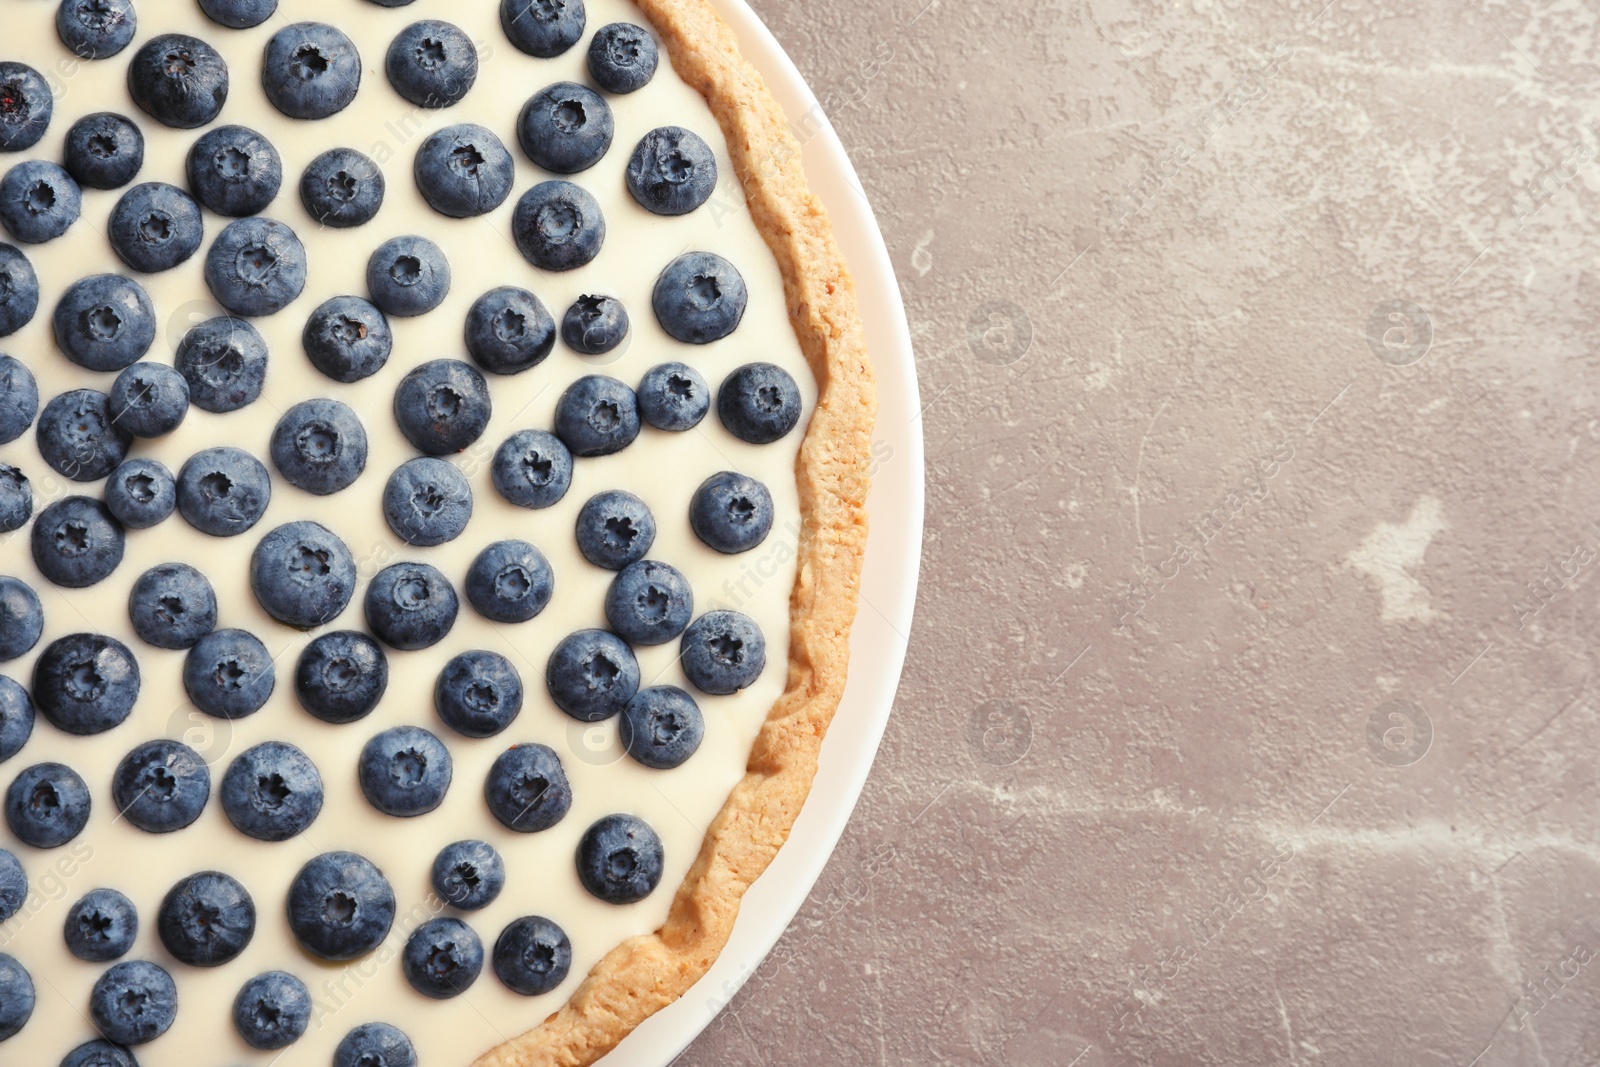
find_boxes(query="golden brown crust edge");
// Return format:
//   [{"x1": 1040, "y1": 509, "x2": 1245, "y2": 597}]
[{"x1": 468, "y1": 1, "x2": 876, "y2": 1065}]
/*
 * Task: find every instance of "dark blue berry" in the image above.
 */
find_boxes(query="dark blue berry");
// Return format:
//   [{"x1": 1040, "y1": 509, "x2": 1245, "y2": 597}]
[
  {"x1": 263, "y1": 23, "x2": 362, "y2": 120},
  {"x1": 638, "y1": 362, "x2": 708, "y2": 432},
  {"x1": 183, "y1": 628, "x2": 275, "y2": 718},
  {"x1": 303, "y1": 295, "x2": 391, "y2": 381},
  {"x1": 54, "y1": 275, "x2": 154, "y2": 371},
  {"x1": 56, "y1": 0, "x2": 137, "y2": 60},
  {"x1": 561, "y1": 294, "x2": 627, "y2": 355},
  {"x1": 0, "y1": 849, "x2": 23, "y2": 920},
  {"x1": 63, "y1": 113, "x2": 144, "y2": 189},
  {"x1": 546, "y1": 629, "x2": 638, "y2": 722},
  {"x1": 233, "y1": 970, "x2": 310, "y2": 1050},
  {"x1": 221, "y1": 740, "x2": 323, "y2": 842},
  {"x1": 492, "y1": 915, "x2": 570, "y2": 995},
  {"x1": 270, "y1": 399, "x2": 367, "y2": 495},
  {"x1": 500, "y1": 0, "x2": 585, "y2": 58},
  {"x1": 32, "y1": 498, "x2": 126, "y2": 587},
  {"x1": 61, "y1": 1040, "x2": 141, "y2": 1067},
  {"x1": 0, "y1": 677, "x2": 32, "y2": 759},
  {"x1": 402, "y1": 916, "x2": 482, "y2": 999},
  {"x1": 512, "y1": 181, "x2": 603, "y2": 271},
  {"x1": 104, "y1": 458, "x2": 177, "y2": 529},
  {"x1": 186, "y1": 125, "x2": 282, "y2": 217},
  {"x1": 287, "y1": 851, "x2": 396, "y2": 960},
  {"x1": 681, "y1": 610, "x2": 765, "y2": 695},
  {"x1": 301, "y1": 148, "x2": 385, "y2": 228},
  {"x1": 690, "y1": 471, "x2": 773, "y2": 554},
  {"x1": 64, "y1": 888, "x2": 138, "y2": 961},
  {"x1": 619, "y1": 687, "x2": 703, "y2": 769},
  {"x1": 388, "y1": 21, "x2": 478, "y2": 108},
  {"x1": 295, "y1": 630, "x2": 387, "y2": 724},
  {"x1": 112, "y1": 738, "x2": 210, "y2": 833},
  {"x1": 588, "y1": 23, "x2": 658, "y2": 94},
  {"x1": 465, "y1": 286, "x2": 554, "y2": 375},
  {"x1": 200, "y1": 0, "x2": 279, "y2": 29},
  {"x1": 517, "y1": 81, "x2": 612, "y2": 173},
  {"x1": 575, "y1": 490, "x2": 654, "y2": 570},
  {"x1": 89, "y1": 960, "x2": 174, "y2": 1044},
  {"x1": 367, "y1": 234, "x2": 450, "y2": 317},
  {"x1": 250, "y1": 520, "x2": 357, "y2": 629},
  {"x1": 175, "y1": 315, "x2": 268, "y2": 412},
  {"x1": 465, "y1": 539, "x2": 552, "y2": 624},
  {"x1": 6, "y1": 762, "x2": 91, "y2": 847},
  {"x1": 719, "y1": 362, "x2": 802, "y2": 443},
  {"x1": 0, "y1": 578, "x2": 40, "y2": 662},
  {"x1": 364, "y1": 562, "x2": 458, "y2": 651},
  {"x1": 393, "y1": 358, "x2": 489, "y2": 454},
  {"x1": 491, "y1": 429, "x2": 571, "y2": 509},
  {"x1": 626, "y1": 127, "x2": 716, "y2": 216},
  {"x1": 158, "y1": 870, "x2": 254, "y2": 966},
  {"x1": 0, "y1": 244, "x2": 36, "y2": 336},
  {"x1": 0, "y1": 161, "x2": 81, "y2": 244},
  {"x1": 555, "y1": 375, "x2": 639, "y2": 457},
  {"x1": 383, "y1": 457, "x2": 472, "y2": 547},
  {"x1": 0, "y1": 953, "x2": 32, "y2": 1040},
  {"x1": 0, "y1": 355, "x2": 36, "y2": 443},
  {"x1": 0, "y1": 466, "x2": 29, "y2": 532},
  {"x1": 108, "y1": 182, "x2": 203, "y2": 274},
  {"x1": 32, "y1": 633, "x2": 139, "y2": 733},
  {"x1": 205, "y1": 216, "x2": 307, "y2": 317},
  {"x1": 37, "y1": 390, "x2": 129, "y2": 481},
  {"x1": 576, "y1": 813, "x2": 663, "y2": 904},
  {"x1": 0, "y1": 64, "x2": 51, "y2": 153},
  {"x1": 109, "y1": 362, "x2": 188, "y2": 439},
  {"x1": 432, "y1": 840, "x2": 503, "y2": 910},
  {"x1": 415, "y1": 125, "x2": 513, "y2": 218},
  {"x1": 128, "y1": 34, "x2": 229, "y2": 129},
  {"x1": 128, "y1": 563, "x2": 216, "y2": 650},
  {"x1": 605, "y1": 560, "x2": 692, "y2": 646},
  {"x1": 358, "y1": 725, "x2": 451, "y2": 817},
  {"x1": 177, "y1": 446, "x2": 270, "y2": 536},
  {"x1": 334, "y1": 1023, "x2": 416, "y2": 1067},
  {"x1": 484, "y1": 743, "x2": 570, "y2": 832},
  {"x1": 653, "y1": 251, "x2": 747, "y2": 344},
  {"x1": 436, "y1": 650, "x2": 522, "y2": 738}
]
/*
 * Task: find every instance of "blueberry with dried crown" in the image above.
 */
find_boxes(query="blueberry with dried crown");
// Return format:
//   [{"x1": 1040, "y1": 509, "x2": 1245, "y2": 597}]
[
  {"x1": 108, "y1": 182, "x2": 203, "y2": 273},
  {"x1": 221, "y1": 740, "x2": 323, "y2": 841},
  {"x1": 575, "y1": 490, "x2": 654, "y2": 570},
  {"x1": 415, "y1": 123, "x2": 512, "y2": 218},
  {"x1": 158, "y1": 870, "x2": 255, "y2": 966},
  {"x1": 53, "y1": 274, "x2": 155, "y2": 371},
  {"x1": 61, "y1": 1040, "x2": 141, "y2": 1067},
  {"x1": 0, "y1": 952, "x2": 33, "y2": 1040},
  {"x1": 402, "y1": 917, "x2": 482, "y2": 999},
  {"x1": 303, "y1": 295, "x2": 391, "y2": 381},
  {"x1": 681, "y1": 610, "x2": 766, "y2": 695},
  {"x1": 511, "y1": 181, "x2": 604, "y2": 271},
  {"x1": 588, "y1": 23, "x2": 658, "y2": 94},
  {"x1": 0, "y1": 579, "x2": 40, "y2": 664},
  {"x1": 112, "y1": 739, "x2": 210, "y2": 833},
  {"x1": 387, "y1": 20, "x2": 478, "y2": 108},
  {"x1": 128, "y1": 34, "x2": 229, "y2": 129},
  {"x1": 64, "y1": 888, "x2": 138, "y2": 961},
  {"x1": 104, "y1": 458, "x2": 177, "y2": 529},
  {"x1": 89, "y1": 961, "x2": 174, "y2": 1044},
  {"x1": 465, "y1": 539, "x2": 553, "y2": 624},
  {"x1": 64, "y1": 113, "x2": 144, "y2": 189},
  {"x1": 605, "y1": 560, "x2": 692, "y2": 646},
  {"x1": 0, "y1": 160, "x2": 81, "y2": 244},
  {"x1": 174, "y1": 316, "x2": 268, "y2": 412},
  {"x1": 334, "y1": 1023, "x2": 416, "y2": 1067},
  {"x1": 6, "y1": 762, "x2": 91, "y2": 847},
  {"x1": 382, "y1": 457, "x2": 473, "y2": 547},
  {"x1": 575, "y1": 813, "x2": 663, "y2": 904},
  {"x1": 0, "y1": 244, "x2": 38, "y2": 336},
  {"x1": 31, "y1": 633, "x2": 139, "y2": 733},
  {"x1": 365, "y1": 562, "x2": 458, "y2": 651},
  {"x1": 653, "y1": 251, "x2": 747, "y2": 344},
  {"x1": 465, "y1": 286, "x2": 555, "y2": 374},
  {"x1": 358, "y1": 725, "x2": 452, "y2": 817},
  {"x1": 367, "y1": 234, "x2": 450, "y2": 317},
  {"x1": 200, "y1": 0, "x2": 279, "y2": 29},
  {"x1": 483, "y1": 743, "x2": 570, "y2": 832},
  {"x1": 56, "y1": 0, "x2": 137, "y2": 60},
  {"x1": 517, "y1": 81, "x2": 612, "y2": 173},
  {"x1": 689, "y1": 471, "x2": 774, "y2": 554},
  {"x1": 546, "y1": 629, "x2": 638, "y2": 722},
  {"x1": 432, "y1": 840, "x2": 503, "y2": 910},
  {"x1": 500, "y1": 0, "x2": 585, "y2": 58},
  {"x1": 128, "y1": 563, "x2": 216, "y2": 650},
  {"x1": 0, "y1": 355, "x2": 36, "y2": 443},
  {"x1": 492, "y1": 915, "x2": 570, "y2": 995},
  {"x1": 0, "y1": 466, "x2": 28, "y2": 533},
  {"x1": 301, "y1": 148, "x2": 385, "y2": 228},
  {"x1": 37, "y1": 389, "x2": 130, "y2": 482},
  {"x1": 619, "y1": 686, "x2": 704, "y2": 770},
  {"x1": 205, "y1": 216, "x2": 307, "y2": 317},
  {"x1": 626, "y1": 127, "x2": 717, "y2": 216},
  {"x1": 491, "y1": 429, "x2": 571, "y2": 510},
  {"x1": 0, "y1": 63, "x2": 52, "y2": 151},
  {"x1": 109, "y1": 362, "x2": 189, "y2": 438},
  {"x1": 31, "y1": 498, "x2": 126, "y2": 588},
  {"x1": 232, "y1": 970, "x2": 310, "y2": 1050},
  {"x1": 176, "y1": 446, "x2": 271, "y2": 536},
  {"x1": 269, "y1": 398, "x2": 367, "y2": 495},
  {"x1": 286, "y1": 852, "x2": 394, "y2": 960},
  {"x1": 554, "y1": 374, "x2": 639, "y2": 457},
  {"x1": 436, "y1": 650, "x2": 522, "y2": 738},
  {"x1": 263, "y1": 22, "x2": 362, "y2": 119},
  {"x1": 186, "y1": 125, "x2": 282, "y2": 217},
  {"x1": 295, "y1": 630, "x2": 387, "y2": 723},
  {"x1": 183, "y1": 628, "x2": 274, "y2": 718},
  {"x1": 561, "y1": 294, "x2": 628, "y2": 356},
  {"x1": 637, "y1": 362, "x2": 709, "y2": 432},
  {"x1": 393, "y1": 358, "x2": 490, "y2": 454},
  {"x1": 250, "y1": 520, "x2": 357, "y2": 629}
]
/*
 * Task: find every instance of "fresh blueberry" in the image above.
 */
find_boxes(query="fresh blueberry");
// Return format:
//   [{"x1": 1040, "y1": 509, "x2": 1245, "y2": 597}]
[
  {"x1": 517, "y1": 82, "x2": 612, "y2": 174},
  {"x1": 364, "y1": 562, "x2": 457, "y2": 650},
  {"x1": 128, "y1": 563, "x2": 216, "y2": 650},
  {"x1": 303, "y1": 296, "x2": 391, "y2": 382},
  {"x1": 32, "y1": 633, "x2": 139, "y2": 733},
  {"x1": 64, "y1": 888, "x2": 138, "y2": 961},
  {"x1": 6, "y1": 762, "x2": 91, "y2": 847},
  {"x1": 128, "y1": 34, "x2": 229, "y2": 129},
  {"x1": 359, "y1": 725, "x2": 451, "y2": 817},
  {"x1": 432, "y1": 840, "x2": 503, "y2": 911},
  {"x1": 301, "y1": 148, "x2": 385, "y2": 228},
  {"x1": 0, "y1": 677, "x2": 32, "y2": 760},
  {"x1": 0, "y1": 64, "x2": 52, "y2": 152},
  {"x1": 0, "y1": 355, "x2": 36, "y2": 443},
  {"x1": 0, "y1": 466, "x2": 26, "y2": 533},
  {"x1": 0, "y1": 244, "x2": 36, "y2": 336},
  {"x1": 177, "y1": 446, "x2": 270, "y2": 536},
  {"x1": 491, "y1": 430, "x2": 572, "y2": 510},
  {"x1": 465, "y1": 540, "x2": 553, "y2": 624},
  {"x1": 483, "y1": 743, "x2": 570, "y2": 832},
  {"x1": 492, "y1": 915, "x2": 570, "y2": 995},
  {"x1": 286, "y1": 851, "x2": 396, "y2": 960},
  {"x1": 393, "y1": 358, "x2": 490, "y2": 454},
  {"x1": 37, "y1": 390, "x2": 130, "y2": 482},
  {"x1": 205, "y1": 216, "x2": 308, "y2": 317},
  {"x1": 89, "y1": 960, "x2": 175, "y2": 1044},
  {"x1": 561, "y1": 294, "x2": 627, "y2": 356},
  {"x1": 183, "y1": 628, "x2": 273, "y2": 718},
  {"x1": 158, "y1": 870, "x2": 255, "y2": 966},
  {"x1": 465, "y1": 287, "x2": 553, "y2": 375},
  {"x1": 626, "y1": 127, "x2": 716, "y2": 216},
  {"x1": 555, "y1": 375, "x2": 639, "y2": 457},
  {"x1": 108, "y1": 363, "x2": 188, "y2": 440},
  {"x1": 0, "y1": 579, "x2": 40, "y2": 663},
  {"x1": 221, "y1": 740, "x2": 323, "y2": 841},
  {"x1": 0, "y1": 161, "x2": 81, "y2": 244},
  {"x1": 270, "y1": 399, "x2": 367, "y2": 495},
  {"x1": 200, "y1": 0, "x2": 279, "y2": 29},
  {"x1": 53, "y1": 274, "x2": 154, "y2": 371},
  {"x1": 0, "y1": 849, "x2": 23, "y2": 920},
  {"x1": 367, "y1": 0, "x2": 419, "y2": 5},
  {"x1": 689, "y1": 471, "x2": 773, "y2": 554},
  {"x1": 681, "y1": 610, "x2": 765, "y2": 695},
  {"x1": 388, "y1": 21, "x2": 478, "y2": 109},
  {"x1": 383, "y1": 457, "x2": 472, "y2": 547},
  {"x1": 57, "y1": 0, "x2": 137, "y2": 59},
  {"x1": 588, "y1": 23, "x2": 658, "y2": 94},
  {"x1": 334, "y1": 1023, "x2": 416, "y2": 1067},
  {"x1": 575, "y1": 813, "x2": 663, "y2": 904},
  {"x1": 63, "y1": 113, "x2": 144, "y2": 189},
  {"x1": 0, "y1": 952, "x2": 30, "y2": 1039},
  {"x1": 263, "y1": 23, "x2": 362, "y2": 120},
  {"x1": 233, "y1": 971, "x2": 310, "y2": 1050},
  {"x1": 367, "y1": 235, "x2": 450, "y2": 317},
  {"x1": 620, "y1": 688, "x2": 703, "y2": 768},
  {"x1": 186, "y1": 125, "x2": 282, "y2": 217},
  {"x1": 175, "y1": 315, "x2": 268, "y2": 412},
  {"x1": 653, "y1": 251, "x2": 747, "y2": 344},
  {"x1": 546, "y1": 629, "x2": 638, "y2": 722},
  {"x1": 638, "y1": 362, "x2": 708, "y2": 432},
  {"x1": 402, "y1": 916, "x2": 482, "y2": 999},
  {"x1": 575, "y1": 490, "x2": 654, "y2": 570},
  {"x1": 104, "y1": 458, "x2": 177, "y2": 530},
  {"x1": 719, "y1": 363, "x2": 802, "y2": 443},
  {"x1": 112, "y1": 738, "x2": 210, "y2": 833},
  {"x1": 511, "y1": 181, "x2": 604, "y2": 271},
  {"x1": 250, "y1": 520, "x2": 357, "y2": 628},
  {"x1": 500, "y1": 0, "x2": 585, "y2": 57},
  {"x1": 32, "y1": 498, "x2": 126, "y2": 588},
  {"x1": 605, "y1": 560, "x2": 692, "y2": 646},
  {"x1": 295, "y1": 631, "x2": 387, "y2": 724},
  {"x1": 435, "y1": 651, "x2": 522, "y2": 738},
  {"x1": 108, "y1": 182, "x2": 203, "y2": 274},
  {"x1": 61, "y1": 1040, "x2": 142, "y2": 1067}
]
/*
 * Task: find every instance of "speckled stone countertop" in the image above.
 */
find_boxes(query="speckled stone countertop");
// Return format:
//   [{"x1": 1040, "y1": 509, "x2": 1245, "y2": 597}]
[{"x1": 682, "y1": 1, "x2": 1600, "y2": 1065}]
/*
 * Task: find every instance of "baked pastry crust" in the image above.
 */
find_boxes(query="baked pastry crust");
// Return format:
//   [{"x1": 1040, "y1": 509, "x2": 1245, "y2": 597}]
[{"x1": 469, "y1": 1, "x2": 875, "y2": 1064}]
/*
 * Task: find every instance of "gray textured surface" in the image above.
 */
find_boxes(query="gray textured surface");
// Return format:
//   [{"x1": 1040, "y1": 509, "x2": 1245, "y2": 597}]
[{"x1": 682, "y1": 1, "x2": 1600, "y2": 1064}]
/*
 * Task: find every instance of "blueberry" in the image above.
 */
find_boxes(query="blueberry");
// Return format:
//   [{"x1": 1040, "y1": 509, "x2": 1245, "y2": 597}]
[
  {"x1": 719, "y1": 363, "x2": 802, "y2": 443},
  {"x1": 364, "y1": 562, "x2": 458, "y2": 650},
  {"x1": 464, "y1": 287, "x2": 554, "y2": 375},
  {"x1": 546, "y1": 629, "x2": 638, "y2": 722},
  {"x1": 388, "y1": 21, "x2": 478, "y2": 108},
  {"x1": 295, "y1": 630, "x2": 387, "y2": 724},
  {"x1": 303, "y1": 296, "x2": 391, "y2": 382},
  {"x1": 575, "y1": 490, "x2": 654, "y2": 570},
  {"x1": 32, "y1": 634, "x2": 139, "y2": 735},
  {"x1": 263, "y1": 23, "x2": 362, "y2": 120},
  {"x1": 175, "y1": 316, "x2": 268, "y2": 412},
  {"x1": 627, "y1": 127, "x2": 716, "y2": 216},
  {"x1": 681, "y1": 610, "x2": 765, "y2": 695},
  {"x1": 0, "y1": 849, "x2": 23, "y2": 920},
  {"x1": 0, "y1": 953, "x2": 33, "y2": 1039},
  {"x1": 287, "y1": 851, "x2": 396, "y2": 960},
  {"x1": 465, "y1": 540, "x2": 553, "y2": 624},
  {"x1": 653, "y1": 251, "x2": 747, "y2": 344},
  {"x1": 221, "y1": 740, "x2": 323, "y2": 841},
  {"x1": 435, "y1": 650, "x2": 522, "y2": 738},
  {"x1": 0, "y1": 466, "x2": 27, "y2": 532},
  {"x1": 500, "y1": 0, "x2": 585, "y2": 58},
  {"x1": 270, "y1": 399, "x2": 367, "y2": 495},
  {"x1": 555, "y1": 375, "x2": 639, "y2": 457},
  {"x1": 301, "y1": 148, "x2": 385, "y2": 228},
  {"x1": 158, "y1": 870, "x2": 254, "y2": 966},
  {"x1": 63, "y1": 113, "x2": 144, "y2": 189},
  {"x1": 108, "y1": 182, "x2": 203, "y2": 274},
  {"x1": 6, "y1": 762, "x2": 91, "y2": 847},
  {"x1": 517, "y1": 82, "x2": 612, "y2": 174},
  {"x1": 588, "y1": 23, "x2": 658, "y2": 94},
  {"x1": 61, "y1": 1040, "x2": 141, "y2": 1067},
  {"x1": 0, "y1": 579, "x2": 40, "y2": 663},
  {"x1": 184, "y1": 628, "x2": 274, "y2": 719},
  {"x1": 128, "y1": 34, "x2": 229, "y2": 129},
  {"x1": 359, "y1": 725, "x2": 451, "y2": 817},
  {"x1": 177, "y1": 446, "x2": 270, "y2": 536},
  {"x1": 64, "y1": 888, "x2": 138, "y2": 961},
  {"x1": 0, "y1": 244, "x2": 37, "y2": 336},
  {"x1": 575, "y1": 813, "x2": 663, "y2": 904},
  {"x1": 415, "y1": 124, "x2": 514, "y2": 219},
  {"x1": 561, "y1": 294, "x2": 627, "y2": 356},
  {"x1": 491, "y1": 429, "x2": 571, "y2": 509},
  {"x1": 0, "y1": 64, "x2": 52, "y2": 152},
  {"x1": 393, "y1": 358, "x2": 490, "y2": 454},
  {"x1": 511, "y1": 181, "x2": 604, "y2": 271},
  {"x1": 109, "y1": 363, "x2": 188, "y2": 439},
  {"x1": 32, "y1": 498, "x2": 126, "y2": 588},
  {"x1": 367, "y1": 235, "x2": 450, "y2": 317},
  {"x1": 492, "y1": 915, "x2": 570, "y2": 995},
  {"x1": 250, "y1": 520, "x2": 357, "y2": 628},
  {"x1": 233, "y1": 970, "x2": 310, "y2": 1050},
  {"x1": 205, "y1": 216, "x2": 308, "y2": 317},
  {"x1": 605, "y1": 560, "x2": 692, "y2": 647},
  {"x1": 200, "y1": 0, "x2": 279, "y2": 29},
  {"x1": 637, "y1": 362, "x2": 708, "y2": 432},
  {"x1": 0, "y1": 677, "x2": 32, "y2": 760},
  {"x1": 89, "y1": 960, "x2": 175, "y2": 1044},
  {"x1": 104, "y1": 458, "x2": 177, "y2": 529},
  {"x1": 483, "y1": 742, "x2": 570, "y2": 832},
  {"x1": 381, "y1": 458, "x2": 472, "y2": 547},
  {"x1": 0, "y1": 161, "x2": 81, "y2": 244},
  {"x1": 402, "y1": 916, "x2": 482, "y2": 999},
  {"x1": 37, "y1": 390, "x2": 129, "y2": 482},
  {"x1": 57, "y1": 0, "x2": 137, "y2": 60},
  {"x1": 334, "y1": 1023, "x2": 416, "y2": 1067},
  {"x1": 432, "y1": 840, "x2": 503, "y2": 910},
  {"x1": 0, "y1": 356, "x2": 35, "y2": 443},
  {"x1": 112, "y1": 738, "x2": 210, "y2": 833},
  {"x1": 54, "y1": 275, "x2": 154, "y2": 371},
  {"x1": 186, "y1": 125, "x2": 283, "y2": 217},
  {"x1": 128, "y1": 563, "x2": 216, "y2": 650},
  {"x1": 690, "y1": 471, "x2": 773, "y2": 554}
]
